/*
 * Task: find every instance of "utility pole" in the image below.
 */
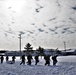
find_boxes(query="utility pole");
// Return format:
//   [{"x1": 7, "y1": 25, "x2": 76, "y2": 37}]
[
  {"x1": 64, "y1": 41, "x2": 66, "y2": 51},
  {"x1": 19, "y1": 34, "x2": 21, "y2": 52}
]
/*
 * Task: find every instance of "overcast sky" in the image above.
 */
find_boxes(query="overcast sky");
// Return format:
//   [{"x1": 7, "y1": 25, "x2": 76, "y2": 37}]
[{"x1": 0, "y1": 0, "x2": 76, "y2": 50}]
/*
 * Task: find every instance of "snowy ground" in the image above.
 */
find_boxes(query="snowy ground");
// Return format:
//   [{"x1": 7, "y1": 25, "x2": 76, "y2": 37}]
[{"x1": 0, "y1": 56, "x2": 76, "y2": 75}]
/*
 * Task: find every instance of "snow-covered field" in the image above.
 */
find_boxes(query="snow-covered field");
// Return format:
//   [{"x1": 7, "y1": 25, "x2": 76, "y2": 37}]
[{"x1": 0, "y1": 56, "x2": 76, "y2": 75}]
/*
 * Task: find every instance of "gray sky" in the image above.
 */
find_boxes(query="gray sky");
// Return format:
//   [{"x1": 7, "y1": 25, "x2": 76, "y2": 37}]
[{"x1": 0, "y1": 0, "x2": 76, "y2": 50}]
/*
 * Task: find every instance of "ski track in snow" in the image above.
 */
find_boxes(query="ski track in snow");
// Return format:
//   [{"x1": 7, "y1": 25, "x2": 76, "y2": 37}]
[{"x1": 0, "y1": 57, "x2": 76, "y2": 75}]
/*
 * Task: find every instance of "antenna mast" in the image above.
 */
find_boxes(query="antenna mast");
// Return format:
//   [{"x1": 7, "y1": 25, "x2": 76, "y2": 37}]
[
  {"x1": 64, "y1": 41, "x2": 66, "y2": 51},
  {"x1": 19, "y1": 34, "x2": 21, "y2": 52}
]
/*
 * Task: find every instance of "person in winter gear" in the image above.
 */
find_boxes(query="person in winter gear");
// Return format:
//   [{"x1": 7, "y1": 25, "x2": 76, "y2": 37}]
[
  {"x1": 6, "y1": 56, "x2": 9, "y2": 62},
  {"x1": 27, "y1": 55, "x2": 32, "y2": 65},
  {"x1": 20, "y1": 55, "x2": 25, "y2": 65},
  {"x1": 34, "y1": 55, "x2": 39, "y2": 65},
  {"x1": 0, "y1": 55, "x2": 4, "y2": 64},
  {"x1": 12, "y1": 56, "x2": 16, "y2": 63},
  {"x1": 52, "y1": 55, "x2": 58, "y2": 66},
  {"x1": 44, "y1": 55, "x2": 50, "y2": 66}
]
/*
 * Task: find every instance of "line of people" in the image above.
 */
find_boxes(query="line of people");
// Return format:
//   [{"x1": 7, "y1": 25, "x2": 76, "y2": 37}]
[
  {"x1": 0, "y1": 55, "x2": 58, "y2": 66},
  {"x1": 0, "y1": 55, "x2": 16, "y2": 64},
  {"x1": 20, "y1": 55, "x2": 58, "y2": 66}
]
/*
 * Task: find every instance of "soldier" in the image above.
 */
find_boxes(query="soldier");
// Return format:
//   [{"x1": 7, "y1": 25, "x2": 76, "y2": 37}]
[
  {"x1": 44, "y1": 55, "x2": 50, "y2": 66},
  {"x1": 34, "y1": 55, "x2": 39, "y2": 65},
  {"x1": 27, "y1": 55, "x2": 32, "y2": 65},
  {"x1": 20, "y1": 55, "x2": 25, "y2": 65},
  {"x1": 52, "y1": 55, "x2": 58, "y2": 66},
  {"x1": 12, "y1": 56, "x2": 16, "y2": 63},
  {"x1": 0, "y1": 55, "x2": 4, "y2": 64},
  {"x1": 6, "y1": 56, "x2": 9, "y2": 62}
]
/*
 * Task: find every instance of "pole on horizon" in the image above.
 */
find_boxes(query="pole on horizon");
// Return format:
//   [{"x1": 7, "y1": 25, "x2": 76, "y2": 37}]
[
  {"x1": 19, "y1": 34, "x2": 21, "y2": 52},
  {"x1": 64, "y1": 41, "x2": 66, "y2": 51}
]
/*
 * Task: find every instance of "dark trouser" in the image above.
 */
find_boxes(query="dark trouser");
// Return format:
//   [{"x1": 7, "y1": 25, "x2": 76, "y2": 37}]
[
  {"x1": 1, "y1": 60, "x2": 3, "y2": 63},
  {"x1": 35, "y1": 60, "x2": 39, "y2": 65},
  {"x1": 45, "y1": 61, "x2": 50, "y2": 66},
  {"x1": 12, "y1": 59, "x2": 15, "y2": 63},
  {"x1": 53, "y1": 60, "x2": 57, "y2": 66},
  {"x1": 20, "y1": 60, "x2": 25, "y2": 65},
  {"x1": 27, "y1": 60, "x2": 31, "y2": 65},
  {"x1": 6, "y1": 59, "x2": 8, "y2": 62}
]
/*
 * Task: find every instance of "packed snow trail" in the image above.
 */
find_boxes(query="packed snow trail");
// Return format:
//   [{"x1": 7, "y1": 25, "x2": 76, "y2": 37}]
[
  {"x1": 0, "y1": 62, "x2": 76, "y2": 75},
  {"x1": 0, "y1": 56, "x2": 76, "y2": 75}
]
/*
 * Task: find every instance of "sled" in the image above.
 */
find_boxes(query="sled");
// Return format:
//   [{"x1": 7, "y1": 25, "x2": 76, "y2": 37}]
[{"x1": 6, "y1": 61, "x2": 15, "y2": 64}]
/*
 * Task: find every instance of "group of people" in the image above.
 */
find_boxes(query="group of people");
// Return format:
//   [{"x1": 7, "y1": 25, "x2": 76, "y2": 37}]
[
  {"x1": 19, "y1": 55, "x2": 58, "y2": 66},
  {"x1": 0, "y1": 55, "x2": 58, "y2": 66},
  {"x1": 0, "y1": 55, "x2": 16, "y2": 64},
  {"x1": 20, "y1": 55, "x2": 33, "y2": 65},
  {"x1": 44, "y1": 55, "x2": 58, "y2": 66}
]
